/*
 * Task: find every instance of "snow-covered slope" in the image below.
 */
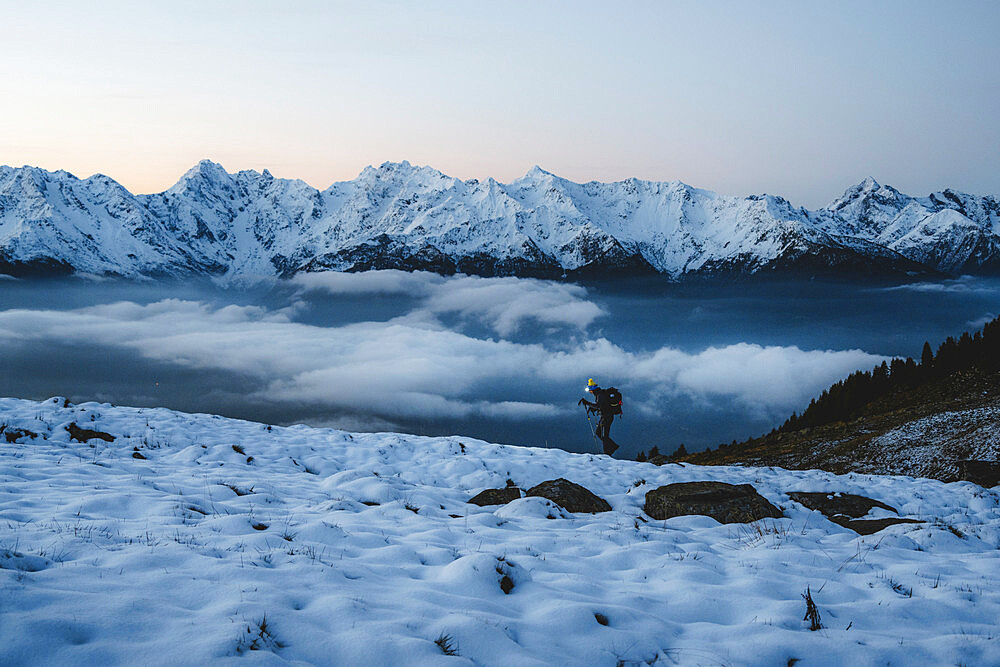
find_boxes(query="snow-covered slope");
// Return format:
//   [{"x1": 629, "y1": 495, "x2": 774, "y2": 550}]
[
  {"x1": 2, "y1": 161, "x2": 999, "y2": 280},
  {"x1": 1, "y1": 396, "x2": 999, "y2": 665},
  {"x1": 856, "y1": 406, "x2": 1000, "y2": 478}
]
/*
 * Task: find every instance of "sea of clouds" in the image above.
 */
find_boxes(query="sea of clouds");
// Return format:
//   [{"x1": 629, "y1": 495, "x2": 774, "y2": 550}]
[{"x1": 0, "y1": 272, "x2": 885, "y2": 440}]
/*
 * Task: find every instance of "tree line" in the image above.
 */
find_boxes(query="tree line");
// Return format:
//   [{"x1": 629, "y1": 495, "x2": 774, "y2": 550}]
[{"x1": 778, "y1": 314, "x2": 1000, "y2": 433}]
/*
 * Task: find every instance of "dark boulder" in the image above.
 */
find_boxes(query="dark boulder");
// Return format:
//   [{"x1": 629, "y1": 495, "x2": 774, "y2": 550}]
[
  {"x1": 66, "y1": 423, "x2": 115, "y2": 443},
  {"x1": 837, "y1": 518, "x2": 924, "y2": 535},
  {"x1": 643, "y1": 481, "x2": 782, "y2": 523},
  {"x1": 526, "y1": 478, "x2": 611, "y2": 513},
  {"x1": 2, "y1": 427, "x2": 39, "y2": 443},
  {"x1": 789, "y1": 491, "x2": 923, "y2": 534},
  {"x1": 468, "y1": 487, "x2": 523, "y2": 507},
  {"x1": 647, "y1": 454, "x2": 682, "y2": 467},
  {"x1": 957, "y1": 460, "x2": 1000, "y2": 488},
  {"x1": 788, "y1": 492, "x2": 897, "y2": 518}
]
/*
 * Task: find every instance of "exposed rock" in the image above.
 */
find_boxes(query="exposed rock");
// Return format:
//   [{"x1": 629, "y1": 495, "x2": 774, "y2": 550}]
[
  {"x1": 647, "y1": 454, "x2": 683, "y2": 466},
  {"x1": 495, "y1": 556, "x2": 526, "y2": 594},
  {"x1": 957, "y1": 460, "x2": 1000, "y2": 488},
  {"x1": 66, "y1": 423, "x2": 115, "y2": 443},
  {"x1": 526, "y1": 478, "x2": 611, "y2": 513},
  {"x1": 788, "y1": 492, "x2": 897, "y2": 518},
  {"x1": 834, "y1": 517, "x2": 924, "y2": 535},
  {"x1": 643, "y1": 481, "x2": 782, "y2": 523},
  {"x1": 2, "y1": 427, "x2": 39, "y2": 443},
  {"x1": 468, "y1": 487, "x2": 523, "y2": 507},
  {"x1": 789, "y1": 491, "x2": 923, "y2": 534}
]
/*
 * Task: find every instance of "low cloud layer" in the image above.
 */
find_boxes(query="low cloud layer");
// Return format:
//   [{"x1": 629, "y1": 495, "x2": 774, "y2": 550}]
[
  {"x1": 879, "y1": 276, "x2": 999, "y2": 295},
  {"x1": 293, "y1": 270, "x2": 605, "y2": 336},
  {"x1": 968, "y1": 313, "x2": 998, "y2": 330},
  {"x1": 0, "y1": 296, "x2": 883, "y2": 426},
  {"x1": 292, "y1": 270, "x2": 444, "y2": 296}
]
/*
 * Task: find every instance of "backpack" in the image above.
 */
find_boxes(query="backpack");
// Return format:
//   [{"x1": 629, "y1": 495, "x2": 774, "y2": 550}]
[{"x1": 605, "y1": 387, "x2": 623, "y2": 415}]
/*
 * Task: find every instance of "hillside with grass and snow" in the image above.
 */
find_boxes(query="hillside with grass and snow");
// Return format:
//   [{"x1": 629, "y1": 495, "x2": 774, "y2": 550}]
[
  {"x1": 1, "y1": 396, "x2": 999, "y2": 666},
  {"x1": 687, "y1": 316, "x2": 1000, "y2": 485}
]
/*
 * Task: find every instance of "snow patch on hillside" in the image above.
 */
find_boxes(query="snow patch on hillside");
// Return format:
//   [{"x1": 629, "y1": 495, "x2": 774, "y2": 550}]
[{"x1": 848, "y1": 406, "x2": 1000, "y2": 480}]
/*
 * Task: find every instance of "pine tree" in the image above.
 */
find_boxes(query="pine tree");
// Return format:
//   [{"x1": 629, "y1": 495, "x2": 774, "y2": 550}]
[
  {"x1": 921, "y1": 341, "x2": 934, "y2": 371},
  {"x1": 936, "y1": 336, "x2": 959, "y2": 375},
  {"x1": 774, "y1": 314, "x2": 1000, "y2": 435}
]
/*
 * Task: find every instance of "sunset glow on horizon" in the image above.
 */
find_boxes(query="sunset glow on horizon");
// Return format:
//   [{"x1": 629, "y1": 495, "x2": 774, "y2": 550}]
[{"x1": 2, "y1": 0, "x2": 998, "y2": 207}]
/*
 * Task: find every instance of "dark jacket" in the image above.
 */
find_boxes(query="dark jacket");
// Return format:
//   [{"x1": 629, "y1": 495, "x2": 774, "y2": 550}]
[{"x1": 582, "y1": 387, "x2": 614, "y2": 415}]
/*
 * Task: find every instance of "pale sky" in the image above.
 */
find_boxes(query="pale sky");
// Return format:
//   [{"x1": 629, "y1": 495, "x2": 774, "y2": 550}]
[{"x1": 1, "y1": 0, "x2": 998, "y2": 208}]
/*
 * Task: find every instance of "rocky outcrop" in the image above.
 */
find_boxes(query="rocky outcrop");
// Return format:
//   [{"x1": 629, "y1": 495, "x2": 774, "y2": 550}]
[
  {"x1": 468, "y1": 487, "x2": 524, "y2": 506},
  {"x1": 840, "y1": 518, "x2": 924, "y2": 535},
  {"x1": 788, "y1": 491, "x2": 923, "y2": 534},
  {"x1": 643, "y1": 481, "x2": 782, "y2": 523},
  {"x1": 66, "y1": 423, "x2": 115, "y2": 443},
  {"x1": 1, "y1": 426, "x2": 40, "y2": 443},
  {"x1": 787, "y1": 492, "x2": 897, "y2": 517},
  {"x1": 526, "y1": 478, "x2": 611, "y2": 513}
]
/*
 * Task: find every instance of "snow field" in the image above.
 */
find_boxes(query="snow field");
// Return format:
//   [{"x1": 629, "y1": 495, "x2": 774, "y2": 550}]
[{"x1": 1, "y1": 396, "x2": 999, "y2": 666}]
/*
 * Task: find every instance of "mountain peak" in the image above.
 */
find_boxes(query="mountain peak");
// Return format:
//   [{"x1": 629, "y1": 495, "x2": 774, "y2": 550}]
[
  {"x1": 168, "y1": 160, "x2": 234, "y2": 194},
  {"x1": 195, "y1": 159, "x2": 227, "y2": 172},
  {"x1": 828, "y1": 176, "x2": 898, "y2": 211},
  {"x1": 359, "y1": 161, "x2": 423, "y2": 177},
  {"x1": 181, "y1": 160, "x2": 230, "y2": 180},
  {"x1": 843, "y1": 176, "x2": 882, "y2": 197},
  {"x1": 355, "y1": 161, "x2": 453, "y2": 187},
  {"x1": 524, "y1": 165, "x2": 553, "y2": 179},
  {"x1": 380, "y1": 160, "x2": 412, "y2": 170},
  {"x1": 859, "y1": 176, "x2": 880, "y2": 190}
]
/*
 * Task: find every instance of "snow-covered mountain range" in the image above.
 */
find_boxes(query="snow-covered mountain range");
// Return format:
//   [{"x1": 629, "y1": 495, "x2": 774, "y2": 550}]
[{"x1": 2, "y1": 161, "x2": 999, "y2": 280}]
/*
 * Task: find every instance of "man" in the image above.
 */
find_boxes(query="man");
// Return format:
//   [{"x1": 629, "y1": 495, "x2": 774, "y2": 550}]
[{"x1": 578, "y1": 378, "x2": 620, "y2": 456}]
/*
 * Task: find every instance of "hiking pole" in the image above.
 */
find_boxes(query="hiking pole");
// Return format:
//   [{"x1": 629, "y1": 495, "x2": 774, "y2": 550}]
[{"x1": 584, "y1": 409, "x2": 600, "y2": 453}]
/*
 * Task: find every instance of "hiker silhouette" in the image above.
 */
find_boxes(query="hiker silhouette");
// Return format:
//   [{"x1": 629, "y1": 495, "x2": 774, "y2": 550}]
[{"x1": 578, "y1": 378, "x2": 621, "y2": 456}]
